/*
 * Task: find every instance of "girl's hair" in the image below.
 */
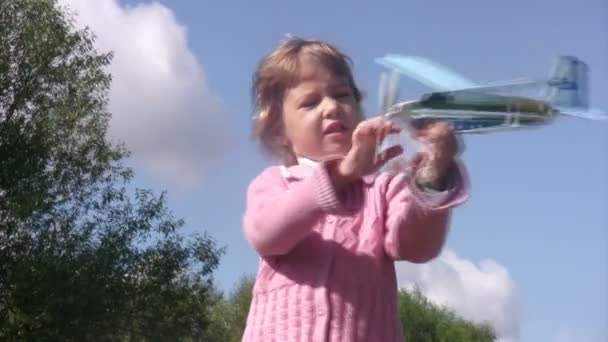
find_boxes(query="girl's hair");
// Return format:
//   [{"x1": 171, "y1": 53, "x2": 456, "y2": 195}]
[{"x1": 251, "y1": 36, "x2": 363, "y2": 165}]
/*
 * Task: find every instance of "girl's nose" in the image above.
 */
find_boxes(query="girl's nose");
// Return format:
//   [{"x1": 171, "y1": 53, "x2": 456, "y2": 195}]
[{"x1": 321, "y1": 97, "x2": 340, "y2": 118}]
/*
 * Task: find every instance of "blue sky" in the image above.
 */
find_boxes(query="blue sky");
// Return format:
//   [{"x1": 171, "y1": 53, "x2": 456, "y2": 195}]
[{"x1": 75, "y1": 0, "x2": 607, "y2": 340}]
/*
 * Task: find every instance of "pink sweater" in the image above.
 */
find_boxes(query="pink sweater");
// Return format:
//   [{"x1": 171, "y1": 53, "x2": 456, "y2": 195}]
[{"x1": 241, "y1": 159, "x2": 469, "y2": 341}]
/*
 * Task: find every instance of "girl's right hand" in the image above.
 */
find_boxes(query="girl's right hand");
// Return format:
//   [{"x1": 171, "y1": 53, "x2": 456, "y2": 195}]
[{"x1": 331, "y1": 117, "x2": 403, "y2": 189}]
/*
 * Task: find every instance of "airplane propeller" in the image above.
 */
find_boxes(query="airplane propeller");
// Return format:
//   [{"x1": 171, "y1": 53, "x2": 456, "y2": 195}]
[{"x1": 378, "y1": 70, "x2": 400, "y2": 113}]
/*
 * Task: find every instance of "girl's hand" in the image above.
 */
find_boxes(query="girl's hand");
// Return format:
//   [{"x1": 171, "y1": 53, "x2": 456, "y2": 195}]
[
  {"x1": 411, "y1": 119, "x2": 459, "y2": 189},
  {"x1": 331, "y1": 117, "x2": 403, "y2": 189}
]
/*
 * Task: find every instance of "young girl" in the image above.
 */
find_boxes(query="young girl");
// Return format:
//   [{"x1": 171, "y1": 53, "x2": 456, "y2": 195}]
[{"x1": 241, "y1": 37, "x2": 469, "y2": 342}]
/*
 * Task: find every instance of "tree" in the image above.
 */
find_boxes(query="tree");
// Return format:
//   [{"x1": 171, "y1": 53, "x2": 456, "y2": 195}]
[
  {"x1": 398, "y1": 287, "x2": 496, "y2": 342},
  {"x1": 0, "y1": 0, "x2": 224, "y2": 340},
  {"x1": 208, "y1": 276, "x2": 497, "y2": 342},
  {"x1": 206, "y1": 275, "x2": 255, "y2": 342}
]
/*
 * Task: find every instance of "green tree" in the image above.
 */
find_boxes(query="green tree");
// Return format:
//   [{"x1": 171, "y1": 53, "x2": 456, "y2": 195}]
[
  {"x1": 398, "y1": 287, "x2": 496, "y2": 342},
  {"x1": 206, "y1": 275, "x2": 254, "y2": 342},
  {"x1": 0, "y1": 0, "x2": 224, "y2": 340}
]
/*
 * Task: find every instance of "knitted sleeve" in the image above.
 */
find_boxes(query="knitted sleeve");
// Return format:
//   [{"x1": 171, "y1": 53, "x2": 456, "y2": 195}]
[
  {"x1": 243, "y1": 163, "x2": 342, "y2": 257},
  {"x1": 382, "y1": 159, "x2": 470, "y2": 263}
]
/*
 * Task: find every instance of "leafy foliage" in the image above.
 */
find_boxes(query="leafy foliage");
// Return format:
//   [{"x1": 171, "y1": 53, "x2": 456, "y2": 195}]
[
  {"x1": 0, "y1": 0, "x2": 123, "y2": 224},
  {"x1": 398, "y1": 287, "x2": 496, "y2": 342},
  {"x1": 0, "y1": 0, "x2": 225, "y2": 340},
  {"x1": 205, "y1": 275, "x2": 255, "y2": 342}
]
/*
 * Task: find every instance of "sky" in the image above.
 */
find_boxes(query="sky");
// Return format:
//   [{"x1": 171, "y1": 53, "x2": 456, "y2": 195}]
[{"x1": 59, "y1": 0, "x2": 607, "y2": 341}]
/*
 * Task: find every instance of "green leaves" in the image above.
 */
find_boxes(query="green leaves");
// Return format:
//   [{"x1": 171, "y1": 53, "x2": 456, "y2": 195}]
[
  {"x1": 0, "y1": 1, "x2": 225, "y2": 340},
  {"x1": 398, "y1": 287, "x2": 497, "y2": 342},
  {"x1": 1, "y1": 0, "x2": 122, "y2": 222},
  {"x1": 205, "y1": 275, "x2": 255, "y2": 342}
]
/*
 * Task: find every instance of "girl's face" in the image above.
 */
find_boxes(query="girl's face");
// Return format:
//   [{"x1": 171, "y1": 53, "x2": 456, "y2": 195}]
[{"x1": 280, "y1": 59, "x2": 362, "y2": 161}]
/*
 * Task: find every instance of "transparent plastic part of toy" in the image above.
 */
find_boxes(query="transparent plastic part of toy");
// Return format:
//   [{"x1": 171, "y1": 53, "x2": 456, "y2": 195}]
[{"x1": 376, "y1": 115, "x2": 423, "y2": 177}]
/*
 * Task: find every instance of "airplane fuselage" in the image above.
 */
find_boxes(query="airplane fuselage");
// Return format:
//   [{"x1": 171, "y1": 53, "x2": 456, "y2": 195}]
[{"x1": 385, "y1": 91, "x2": 558, "y2": 133}]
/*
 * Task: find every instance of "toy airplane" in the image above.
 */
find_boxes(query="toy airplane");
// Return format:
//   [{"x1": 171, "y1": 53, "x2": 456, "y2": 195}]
[{"x1": 375, "y1": 54, "x2": 608, "y2": 134}]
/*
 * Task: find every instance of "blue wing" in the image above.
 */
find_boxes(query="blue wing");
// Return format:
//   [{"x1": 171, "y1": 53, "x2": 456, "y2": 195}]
[
  {"x1": 558, "y1": 107, "x2": 608, "y2": 120},
  {"x1": 375, "y1": 54, "x2": 477, "y2": 91}
]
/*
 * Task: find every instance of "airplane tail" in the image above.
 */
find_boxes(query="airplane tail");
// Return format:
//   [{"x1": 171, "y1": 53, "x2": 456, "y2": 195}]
[
  {"x1": 544, "y1": 56, "x2": 608, "y2": 120},
  {"x1": 543, "y1": 55, "x2": 589, "y2": 108}
]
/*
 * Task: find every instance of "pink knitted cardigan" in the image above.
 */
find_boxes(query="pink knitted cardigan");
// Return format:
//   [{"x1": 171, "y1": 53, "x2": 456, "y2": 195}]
[{"x1": 241, "y1": 159, "x2": 469, "y2": 341}]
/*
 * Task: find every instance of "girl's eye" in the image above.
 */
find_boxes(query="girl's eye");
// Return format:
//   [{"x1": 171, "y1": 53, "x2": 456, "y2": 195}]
[
  {"x1": 336, "y1": 92, "x2": 351, "y2": 99},
  {"x1": 300, "y1": 98, "x2": 319, "y2": 108},
  {"x1": 334, "y1": 89, "x2": 352, "y2": 100}
]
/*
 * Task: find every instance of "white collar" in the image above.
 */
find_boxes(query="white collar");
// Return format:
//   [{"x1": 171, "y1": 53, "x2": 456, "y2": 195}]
[
  {"x1": 296, "y1": 156, "x2": 319, "y2": 167},
  {"x1": 279, "y1": 155, "x2": 376, "y2": 184}
]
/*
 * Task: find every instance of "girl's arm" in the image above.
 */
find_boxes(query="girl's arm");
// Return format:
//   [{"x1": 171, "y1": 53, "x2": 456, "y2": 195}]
[
  {"x1": 243, "y1": 161, "x2": 344, "y2": 257},
  {"x1": 382, "y1": 160, "x2": 469, "y2": 263}
]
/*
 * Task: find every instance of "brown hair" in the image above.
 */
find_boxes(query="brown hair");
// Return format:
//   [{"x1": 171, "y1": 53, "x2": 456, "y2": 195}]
[{"x1": 251, "y1": 36, "x2": 363, "y2": 164}]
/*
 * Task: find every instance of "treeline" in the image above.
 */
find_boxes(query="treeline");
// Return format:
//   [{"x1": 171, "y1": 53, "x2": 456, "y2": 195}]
[{"x1": 0, "y1": 0, "x2": 495, "y2": 341}]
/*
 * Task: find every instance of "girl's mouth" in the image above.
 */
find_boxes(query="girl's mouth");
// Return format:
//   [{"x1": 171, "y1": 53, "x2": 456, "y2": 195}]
[{"x1": 323, "y1": 121, "x2": 347, "y2": 135}]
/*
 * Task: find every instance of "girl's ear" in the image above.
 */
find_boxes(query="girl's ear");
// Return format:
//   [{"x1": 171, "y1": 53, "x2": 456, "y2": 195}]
[{"x1": 273, "y1": 134, "x2": 297, "y2": 166}]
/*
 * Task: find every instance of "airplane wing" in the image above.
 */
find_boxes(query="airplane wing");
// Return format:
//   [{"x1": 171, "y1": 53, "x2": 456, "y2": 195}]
[
  {"x1": 558, "y1": 107, "x2": 608, "y2": 120},
  {"x1": 375, "y1": 54, "x2": 477, "y2": 91},
  {"x1": 375, "y1": 54, "x2": 548, "y2": 96},
  {"x1": 445, "y1": 79, "x2": 547, "y2": 95}
]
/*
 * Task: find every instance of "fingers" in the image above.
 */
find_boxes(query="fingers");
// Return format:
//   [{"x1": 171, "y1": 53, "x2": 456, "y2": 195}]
[
  {"x1": 410, "y1": 118, "x2": 434, "y2": 131},
  {"x1": 376, "y1": 119, "x2": 395, "y2": 148},
  {"x1": 408, "y1": 151, "x2": 426, "y2": 168},
  {"x1": 354, "y1": 117, "x2": 401, "y2": 145},
  {"x1": 413, "y1": 119, "x2": 451, "y2": 138},
  {"x1": 347, "y1": 118, "x2": 406, "y2": 178},
  {"x1": 374, "y1": 144, "x2": 404, "y2": 170},
  {"x1": 413, "y1": 119, "x2": 458, "y2": 156}
]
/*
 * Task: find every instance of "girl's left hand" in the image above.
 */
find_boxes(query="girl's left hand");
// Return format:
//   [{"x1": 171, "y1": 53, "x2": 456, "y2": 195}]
[{"x1": 411, "y1": 119, "x2": 460, "y2": 189}]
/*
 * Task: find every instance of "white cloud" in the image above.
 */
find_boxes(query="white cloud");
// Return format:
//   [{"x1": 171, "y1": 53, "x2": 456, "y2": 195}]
[
  {"x1": 58, "y1": 0, "x2": 229, "y2": 189},
  {"x1": 396, "y1": 248, "x2": 519, "y2": 342}
]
